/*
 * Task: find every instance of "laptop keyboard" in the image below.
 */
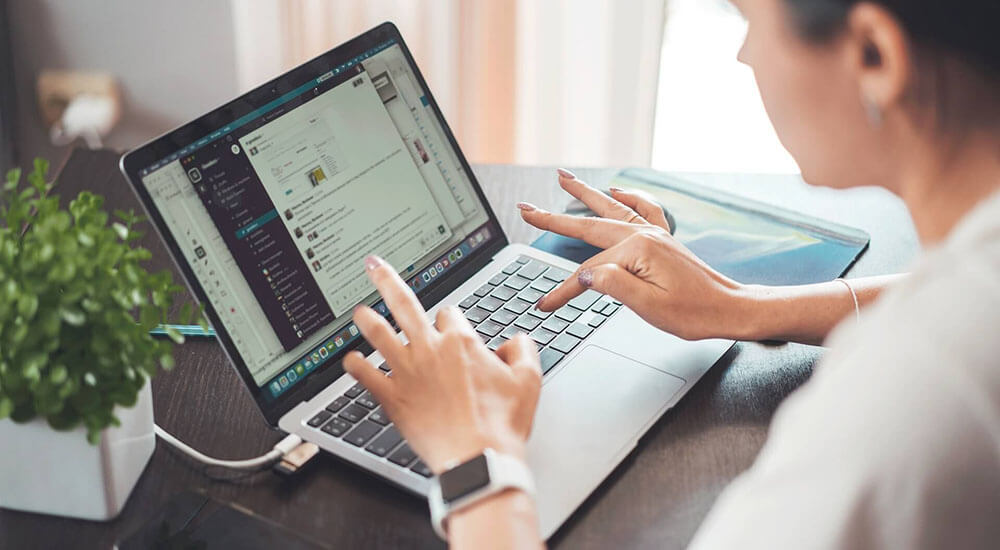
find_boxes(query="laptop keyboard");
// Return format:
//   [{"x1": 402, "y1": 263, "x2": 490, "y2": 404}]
[{"x1": 305, "y1": 255, "x2": 622, "y2": 478}]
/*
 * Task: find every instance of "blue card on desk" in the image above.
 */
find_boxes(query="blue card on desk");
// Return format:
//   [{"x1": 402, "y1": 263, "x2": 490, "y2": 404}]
[{"x1": 532, "y1": 168, "x2": 870, "y2": 286}]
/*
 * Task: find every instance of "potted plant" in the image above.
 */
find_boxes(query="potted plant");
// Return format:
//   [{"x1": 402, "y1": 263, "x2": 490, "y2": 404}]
[{"x1": 0, "y1": 158, "x2": 191, "y2": 520}]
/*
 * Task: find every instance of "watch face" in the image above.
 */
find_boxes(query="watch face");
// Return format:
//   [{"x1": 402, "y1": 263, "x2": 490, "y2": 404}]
[{"x1": 440, "y1": 454, "x2": 491, "y2": 503}]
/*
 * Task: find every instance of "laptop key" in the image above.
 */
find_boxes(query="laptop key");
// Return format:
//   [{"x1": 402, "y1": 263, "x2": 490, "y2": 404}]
[
  {"x1": 344, "y1": 420, "x2": 383, "y2": 447},
  {"x1": 500, "y1": 325, "x2": 524, "y2": 340},
  {"x1": 530, "y1": 278, "x2": 557, "y2": 293},
  {"x1": 326, "y1": 395, "x2": 351, "y2": 413},
  {"x1": 516, "y1": 262, "x2": 548, "y2": 280},
  {"x1": 527, "y1": 305, "x2": 553, "y2": 319},
  {"x1": 555, "y1": 306, "x2": 582, "y2": 322},
  {"x1": 603, "y1": 304, "x2": 621, "y2": 316},
  {"x1": 488, "y1": 273, "x2": 508, "y2": 286},
  {"x1": 502, "y1": 262, "x2": 521, "y2": 275},
  {"x1": 591, "y1": 298, "x2": 613, "y2": 313},
  {"x1": 487, "y1": 336, "x2": 506, "y2": 351},
  {"x1": 339, "y1": 403, "x2": 369, "y2": 423},
  {"x1": 515, "y1": 255, "x2": 531, "y2": 264},
  {"x1": 504, "y1": 276, "x2": 531, "y2": 291},
  {"x1": 543, "y1": 267, "x2": 571, "y2": 282},
  {"x1": 476, "y1": 296, "x2": 504, "y2": 312},
  {"x1": 588, "y1": 315, "x2": 607, "y2": 328},
  {"x1": 369, "y1": 407, "x2": 390, "y2": 425},
  {"x1": 344, "y1": 382, "x2": 365, "y2": 399},
  {"x1": 490, "y1": 285, "x2": 517, "y2": 301},
  {"x1": 365, "y1": 426, "x2": 403, "y2": 457},
  {"x1": 568, "y1": 290, "x2": 602, "y2": 312},
  {"x1": 459, "y1": 295, "x2": 480, "y2": 310},
  {"x1": 540, "y1": 347, "x2": 565, "y2": 375},
  {"x1": 308, "y1": 410, "x2": 333, "y2": 428},
  {"x1": 476, "y1": 320, "x2": 504, "y2": 337},
  {"x1": 530, "y1": 327, "x2": 557, "y2": 346},
  {"x1": 503, "y1": 299, "x2": 532, "y2": 315},
  {"x1": 517, "y1": 287, "x2": 544, "y2": 304},
  {"x1": 474, "y1": 284, "x2": 492, "y2": 297},
  {"x1": 388, "y1": 443, "x2": 418, "y2": 468},
  {"x1": 356, "y1": 391, "x2": 379, "y2": 409},
  {"x1": 514, "y1": 314, "x2": 542, "y2": 331},
  {"x1": 478, "y1": 332, "x2": 491, "y2": 343},
  {"x1": 550, "y1": 333, "x2": 582, "y2": 354},
  {"x1": 489, "y1": 309, "x2": 518, "y2": 326},
  {"x1": 411, "y1": 460, "x2": 434, "y2": 478},
  {"x1": 465, "y1": 307, "x2": 490, "y2": 324},
  {"x1": 566, "y1": 322, "x2": 594, "y2": 339},
  {"x1": 541, "y1": 317, "x2": 570, "y2": 334},
  {"x1": 321, "y1": 417, "x2": 352, "y2": 437}
]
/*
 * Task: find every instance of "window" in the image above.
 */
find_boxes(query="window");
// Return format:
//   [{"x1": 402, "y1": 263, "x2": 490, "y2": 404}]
[{"x1": 651, "y1": 0, "x2": 799, "y2": 174}]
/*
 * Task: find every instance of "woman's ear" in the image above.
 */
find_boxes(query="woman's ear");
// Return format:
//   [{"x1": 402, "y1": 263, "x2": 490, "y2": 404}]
[{"x1": 844, "y1": 3, "x2": 912, "y2": 121}]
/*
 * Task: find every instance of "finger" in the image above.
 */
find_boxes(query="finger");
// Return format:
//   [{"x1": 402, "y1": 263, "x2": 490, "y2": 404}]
[
  {"x1": 495, "y1": 333, "x2": 542, "y2": 384},
  {"x1": 518, "y1": 204, "x2": 639, "y2": 249},
  {"x1": 343, "y1": 351, "x2": 396, "y2": 404},
  {"x1": 364, "y1": 255, "x2": 431, "y2": 340},
  {"x1": 353, "y1": 305, "x2": 406, "y2": 367},
  {"x1": 557, "y1": 169, "x2": 643, "y2": 223},
  {"x1": 434, "y1": 305, "x2": 474, "y2": 334},
  {"x1": 609, "y1": 187, "x2": 671, "y2": 231},
  {"x1": 536, "y1": 244, "x2": 637, "y2": 311}
]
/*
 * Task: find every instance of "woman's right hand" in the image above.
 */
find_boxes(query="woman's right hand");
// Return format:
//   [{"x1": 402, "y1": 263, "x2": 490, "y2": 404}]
[{"x1": 517, "y1": 170, "x2": 757, "y2": 341}]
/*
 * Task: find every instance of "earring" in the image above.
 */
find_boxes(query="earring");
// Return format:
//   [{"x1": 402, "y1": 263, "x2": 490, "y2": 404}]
[{"x1": 863, "y1": 95, "x2": 882, "y2": 128}]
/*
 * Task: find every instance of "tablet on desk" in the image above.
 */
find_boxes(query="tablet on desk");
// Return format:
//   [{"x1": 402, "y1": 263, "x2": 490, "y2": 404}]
[{"x1": 533, "y1": 168, "x2": 870, "y2": 286}]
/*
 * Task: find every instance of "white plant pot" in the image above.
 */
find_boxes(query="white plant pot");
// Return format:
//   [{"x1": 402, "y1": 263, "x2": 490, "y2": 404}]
[{"x1": 0, "y1": 380, "x2": 155, "y2": 520}]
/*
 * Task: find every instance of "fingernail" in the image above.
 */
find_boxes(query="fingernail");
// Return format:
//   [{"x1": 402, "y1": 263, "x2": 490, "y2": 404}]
[
  {"x1": 364, "y1": 255, "x2": 383, "y2": 271},
  {"x1": 608, "y1": 186, "x2": 624, "y2": 193},
  {"x1": 534, "y1": 297, "x2": 545, "y2": 310},
  {"x1": 557, "y1": 168, "x2": 576, "y2": 180},
  {"x1": 516, "y1": 202, "x2": 537, "y2": 212},
  {"x1": 578, "y1": 269, "x2": 594, "y2": 288}
]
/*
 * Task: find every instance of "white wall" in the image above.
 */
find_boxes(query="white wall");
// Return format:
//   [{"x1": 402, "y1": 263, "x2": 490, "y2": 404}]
[{"x1": 8, "y1": 0, "x2": 240, "y2": 164}]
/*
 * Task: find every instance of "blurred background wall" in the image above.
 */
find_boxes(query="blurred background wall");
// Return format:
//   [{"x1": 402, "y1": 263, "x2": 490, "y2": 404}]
[{"x1": 2, "y1": 0, "x2": 797, "y2": 174}]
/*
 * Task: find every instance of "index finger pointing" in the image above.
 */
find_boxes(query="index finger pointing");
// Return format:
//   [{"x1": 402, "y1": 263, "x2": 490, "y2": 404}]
[
  {"x1": 364, "y1": 255, "x2": 432, "y2": 340},
  {"x1": 518, "y1": 205, "x2": 638, "y2": 249}
]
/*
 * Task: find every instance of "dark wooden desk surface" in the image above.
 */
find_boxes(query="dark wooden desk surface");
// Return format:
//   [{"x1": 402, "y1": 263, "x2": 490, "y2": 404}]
[{"x1": 0, "y1": 149, "x2": 919, "y2": 549}]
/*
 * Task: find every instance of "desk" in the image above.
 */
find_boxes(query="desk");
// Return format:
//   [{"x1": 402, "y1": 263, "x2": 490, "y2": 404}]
[{"x1": 0, "y1": 149, "x2": 918, "y2": 549}]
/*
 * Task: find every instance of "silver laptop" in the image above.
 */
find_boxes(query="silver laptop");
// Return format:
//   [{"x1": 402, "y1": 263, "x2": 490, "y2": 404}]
[{"x1": 120, "y1": 22, "x2": 733, "y2": 538}]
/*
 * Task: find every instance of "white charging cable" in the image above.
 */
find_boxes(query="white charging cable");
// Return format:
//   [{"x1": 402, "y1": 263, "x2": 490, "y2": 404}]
[{"x1": 154, "y1": 424, "x2": 302, "y2": 471}]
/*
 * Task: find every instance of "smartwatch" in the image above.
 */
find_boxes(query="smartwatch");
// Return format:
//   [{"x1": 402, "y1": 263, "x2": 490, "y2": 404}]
[{"x1": 428, "y1": 448, "x2": 536, "y2": 540}]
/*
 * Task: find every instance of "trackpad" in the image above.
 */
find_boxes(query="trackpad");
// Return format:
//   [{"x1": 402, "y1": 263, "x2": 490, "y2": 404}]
[{"x1": 526, "y1": 345, "x2": 686, "y2": 537}]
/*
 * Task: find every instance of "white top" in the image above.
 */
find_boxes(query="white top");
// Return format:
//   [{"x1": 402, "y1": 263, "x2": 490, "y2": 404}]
[{"x1": 689, "y1": 189, "x2": 1000, "y2": 549}]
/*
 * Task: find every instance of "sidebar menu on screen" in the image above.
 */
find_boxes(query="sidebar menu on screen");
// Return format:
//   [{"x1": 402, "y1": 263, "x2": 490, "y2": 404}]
[{"x1": 180, "y1": 140, "x2": 335, "y2": 351}]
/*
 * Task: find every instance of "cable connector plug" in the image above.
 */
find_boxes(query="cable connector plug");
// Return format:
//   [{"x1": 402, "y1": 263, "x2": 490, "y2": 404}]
[{"x1": 273, "y1": 441, "x2": 320, "y2": 476}]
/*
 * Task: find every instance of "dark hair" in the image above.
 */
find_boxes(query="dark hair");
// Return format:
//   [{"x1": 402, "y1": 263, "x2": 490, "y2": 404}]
[{"x1": 784, "y1": 0, "x2": 1000, "y2": 131}]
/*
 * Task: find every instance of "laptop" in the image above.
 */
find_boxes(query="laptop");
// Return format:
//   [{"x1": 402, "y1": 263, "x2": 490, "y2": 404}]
[{"x1": 120, "y1": 22, "x2": 733, "y2": 538}]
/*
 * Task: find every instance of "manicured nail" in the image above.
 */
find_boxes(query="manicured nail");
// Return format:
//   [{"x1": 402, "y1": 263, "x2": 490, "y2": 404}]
[
  {"x1": 578, "y1": 269, "x2": 594, "y2": 288},
  {"x1": 534, "y1": 296, "x2": 546, "y2": 310},
  {"x1": 516, "y1": 202, "x2": 537, "y2": 212},
  {"x1": 557, "y1": 168, "x2": 576, "y2": 179},
  {"x1": 364, "y1": 255, "x2": 383, "y2": 271},
  {"x1": 608, "y1": 186, "x2": 624, "y2": 193}
]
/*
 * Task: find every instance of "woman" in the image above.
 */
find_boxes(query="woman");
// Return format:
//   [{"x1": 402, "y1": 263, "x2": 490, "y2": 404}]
[{"x1": 344, "y1": 0, "x2": 1000, "y2": 547}]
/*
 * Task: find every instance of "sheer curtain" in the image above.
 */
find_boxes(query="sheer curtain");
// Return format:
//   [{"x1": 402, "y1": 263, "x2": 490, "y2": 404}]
[{"x1": 230, "y1": 0, "x2": 665, "y2": 166}]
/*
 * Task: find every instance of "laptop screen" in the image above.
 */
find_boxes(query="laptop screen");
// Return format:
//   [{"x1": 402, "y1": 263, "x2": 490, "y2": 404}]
[{"x1": 135, "y1": 37, "x2": 492, "y2": 402}]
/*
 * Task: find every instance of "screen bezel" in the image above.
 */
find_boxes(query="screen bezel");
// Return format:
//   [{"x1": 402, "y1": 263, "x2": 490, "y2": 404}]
[{"x1": 120, "y1": 22, "x2": 509, "y2": 425}]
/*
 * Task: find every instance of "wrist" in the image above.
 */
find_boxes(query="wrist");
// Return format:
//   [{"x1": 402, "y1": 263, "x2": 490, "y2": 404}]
[
  {"x1": 730, "y1": 284, "x2": 774, "y2": 341},
  {"x1": 428, "y1": 431, "x2": 526, "y2": 475}
]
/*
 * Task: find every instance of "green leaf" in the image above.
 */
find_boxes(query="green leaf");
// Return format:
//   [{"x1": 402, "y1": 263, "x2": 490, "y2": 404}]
[
  {"x1": 59, "y1": 307, "x2": 86, "y2": 326},
  {"x1": 0, "y1": 397, "x2": 13, "y2": 419}
]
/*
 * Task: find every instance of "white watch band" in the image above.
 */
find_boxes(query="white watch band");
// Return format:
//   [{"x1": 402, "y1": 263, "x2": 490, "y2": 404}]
[{"x1": 428, "y1": 448, "x2": 535, "y2": 540}]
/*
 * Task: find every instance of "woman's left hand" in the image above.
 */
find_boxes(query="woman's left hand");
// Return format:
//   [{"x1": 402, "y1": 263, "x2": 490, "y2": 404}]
[{"x1": 343, "y1": 255, "x2": 543, "y2": 474}]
